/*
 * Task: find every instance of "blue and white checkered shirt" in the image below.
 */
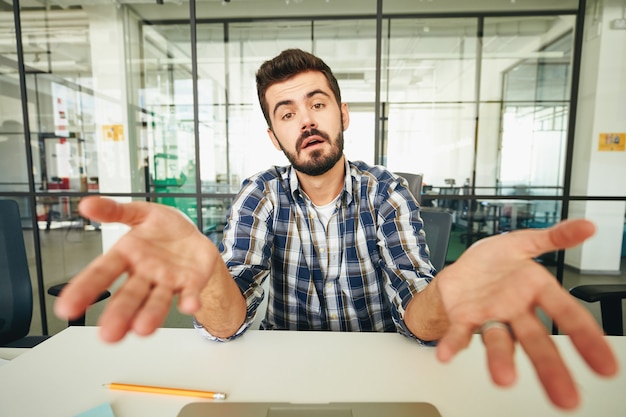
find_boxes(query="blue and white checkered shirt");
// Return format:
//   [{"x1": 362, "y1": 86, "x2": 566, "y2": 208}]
[{"x1": 194, "y1": 160, "x2": 435, "y2": 342}]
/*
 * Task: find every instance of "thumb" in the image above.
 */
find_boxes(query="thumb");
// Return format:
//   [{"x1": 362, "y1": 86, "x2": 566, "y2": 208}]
[
  {"x1": 78, "y1": 196, "x2": 150, "y2": 227},
  {"x1": 474, "y1": 218, "x2": 595, "y2": 260},
  {"x1": 541, "y1": 218, "x2": 595, "y2": 252}
]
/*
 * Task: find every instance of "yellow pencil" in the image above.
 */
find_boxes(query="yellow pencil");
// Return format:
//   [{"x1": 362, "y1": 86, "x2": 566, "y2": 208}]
[{"x1": 104, "y1": 382, "x2": 227, "y2": 400}]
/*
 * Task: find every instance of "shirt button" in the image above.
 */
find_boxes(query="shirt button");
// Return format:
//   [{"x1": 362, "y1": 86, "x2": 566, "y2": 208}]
[
  {"x1": 326, "y1": 282, "x2": 333, "y2": 289},
  {"x1": 319, "y1": 247, "x2": 326, "y2": 253},
  {"x1": 331, "y1": 313, "x2": 338, "y2": 320}
]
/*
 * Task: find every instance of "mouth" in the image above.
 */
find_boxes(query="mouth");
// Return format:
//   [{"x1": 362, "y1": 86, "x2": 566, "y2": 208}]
[{"x1": 301, "y1": 136, "x2": 325, "y2": 150}]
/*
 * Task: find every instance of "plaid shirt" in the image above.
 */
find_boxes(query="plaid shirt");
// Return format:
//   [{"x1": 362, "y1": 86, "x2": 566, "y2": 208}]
[{"x1": 194, "y1": 160, "x2": 435, "y2": 342}]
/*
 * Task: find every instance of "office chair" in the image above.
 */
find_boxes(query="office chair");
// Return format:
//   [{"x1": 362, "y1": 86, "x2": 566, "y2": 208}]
[
  {"x1": 0, "y1": 199, "x2": 49, "y2": 348},
  {"x1": 459, "y1": 200, "x2": 496, "y2": 245},
  {"x1": 47, "y1": 283, "x2": 110, "y2": 326},
  {"x1": 569, "y1": 284, "x2": 626, "y2": 336},
  {"x1": 420, "y1": 208, "x2": 453, "y2": 272},
  {"x1": 394, "y1": 172, "x2": 423, "y2": 204},
  {"x1": 437, "y1": 186, "x2": 460, "y2": 211}
]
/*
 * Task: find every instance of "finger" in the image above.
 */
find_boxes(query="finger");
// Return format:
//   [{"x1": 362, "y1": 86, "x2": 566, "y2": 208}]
[
  {"x1": 436, "y1": 323, "x2": 474, "y2": 363},
  {"x1": 78, "y1": 196, "x2": 151, "y2": 227},
  {"x1": 538, "y1": 283, "x2": 618, "y2": 377},
  {"x1": 177, "y1": 285, "x2": 202, "y2": 315},
  {"x1": 130, "y1": 252, "x2": 206, "y2": 316},
  {"x1": 98, "y1": 275, "x2": 152, "y2": 343},
  {"x1": 132, "y1": 285, "x2": 175, "y2": 336},
  {"x1": 506, "y1": 219, "x2": 595, "y2": 259},
  {"x1": 512, "y1": 314, "x2": 579, "y2": 410},
  {"x1": 481, "y1": 326, "x2": 516, "y2": 386},
  {"x1": 54, "y1": 252, "x2": 128, "y2": 320},
  {"x1": 116, "y1": 253, "x2": 204, "y2": 336}
]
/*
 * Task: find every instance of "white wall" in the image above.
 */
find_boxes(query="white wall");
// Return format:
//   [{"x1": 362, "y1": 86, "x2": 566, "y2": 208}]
[
  {"x1": 85, "y1": 5, "x2": 133, "y2": 252},
  {"x1": 566, "y1": 0, "x2": 626, "y2": 273}
]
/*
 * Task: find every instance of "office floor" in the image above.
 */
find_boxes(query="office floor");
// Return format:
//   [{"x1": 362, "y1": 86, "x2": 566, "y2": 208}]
[{"x1": 26, "y1": 227, "x2": 626, "y2": 338}]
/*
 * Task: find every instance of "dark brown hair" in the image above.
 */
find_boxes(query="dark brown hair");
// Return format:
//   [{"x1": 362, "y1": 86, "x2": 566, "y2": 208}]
[{"x1": 256, "y1": 49, "x2": 342, "y2": 128}]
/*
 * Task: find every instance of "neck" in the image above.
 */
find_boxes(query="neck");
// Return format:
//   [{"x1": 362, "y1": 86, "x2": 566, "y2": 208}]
[{"x1": 296, "y1": 156, "x2": 345, "y2": 206}]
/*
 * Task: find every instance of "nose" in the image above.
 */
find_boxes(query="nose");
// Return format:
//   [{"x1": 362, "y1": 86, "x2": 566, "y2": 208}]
[{"x1": 300, "y1": 108, "x2": 317, "y2": 131}]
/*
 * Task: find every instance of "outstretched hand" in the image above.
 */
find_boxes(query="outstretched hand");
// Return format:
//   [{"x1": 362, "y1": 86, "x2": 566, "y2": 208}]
[
  {"x1": 434, "y1": 219, "x2": 618, "y2": 409},
  {"x1": 54, "y1": 196, "x2": 220, "y2": 342}
]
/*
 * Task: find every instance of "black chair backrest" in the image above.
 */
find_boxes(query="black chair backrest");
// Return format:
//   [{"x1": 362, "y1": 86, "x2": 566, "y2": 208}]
[
  {"x1": 394, "y1": 172, "x2": 423, "y2": 204},
  {"x1": 0, "y1": 199, "x2": 33, "y2": 345},
  {"x1": 420, "y1": 209, "x2": 453, "y2": 272}
]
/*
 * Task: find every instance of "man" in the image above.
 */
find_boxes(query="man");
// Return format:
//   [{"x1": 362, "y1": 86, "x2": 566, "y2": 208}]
[{"x1": 56, "y1": 49, "x2": 617, "y2": 410}]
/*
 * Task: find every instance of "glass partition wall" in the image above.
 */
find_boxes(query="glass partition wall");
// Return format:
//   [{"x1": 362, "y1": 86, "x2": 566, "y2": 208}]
[{"x1": 1, "y1": 0, "x2": 624, "y2": 336}]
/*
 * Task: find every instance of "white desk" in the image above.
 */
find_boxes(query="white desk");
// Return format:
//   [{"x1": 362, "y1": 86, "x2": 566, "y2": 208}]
[
  {"x1": 0, "y1": 347, "x2": 28, "y2": 360},
  {"x1": 0, "y1": 327, "x2": 624, "y2": 417}
]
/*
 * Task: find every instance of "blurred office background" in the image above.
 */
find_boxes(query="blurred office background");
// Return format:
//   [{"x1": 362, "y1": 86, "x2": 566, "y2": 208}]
[{"x1": 0, "y1": 0, "x2": 625, "y2": 336}]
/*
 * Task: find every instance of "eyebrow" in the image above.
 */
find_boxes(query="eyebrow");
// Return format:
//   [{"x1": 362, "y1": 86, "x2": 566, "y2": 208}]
[{"x1": 272, "y1": 89, "x2": 331, "y2": 117}]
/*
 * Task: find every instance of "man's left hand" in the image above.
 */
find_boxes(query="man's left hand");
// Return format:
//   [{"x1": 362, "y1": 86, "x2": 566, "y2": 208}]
[{"x1": 435, "y1": 219, "x2": 618, "y2": 410}]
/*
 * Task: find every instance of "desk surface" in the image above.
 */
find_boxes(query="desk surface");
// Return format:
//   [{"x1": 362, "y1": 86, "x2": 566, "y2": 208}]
[{"x1": 0, "y1": 327, "x2": 624, "y2": 417}]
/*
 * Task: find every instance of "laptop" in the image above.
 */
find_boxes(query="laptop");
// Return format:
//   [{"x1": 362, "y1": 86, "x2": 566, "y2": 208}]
[{"x1": 177, "y1": 401, "x2": 442, "y2": 417}]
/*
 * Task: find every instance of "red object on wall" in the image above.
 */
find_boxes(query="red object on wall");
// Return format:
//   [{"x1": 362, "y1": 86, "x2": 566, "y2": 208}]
[{"x1": 48, "y1": 177, "x2": 70, "y2": 189}]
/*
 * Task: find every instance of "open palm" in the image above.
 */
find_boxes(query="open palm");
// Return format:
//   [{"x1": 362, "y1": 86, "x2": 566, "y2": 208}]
[
  {"x1": 54, "y1": 196, "x2": 219, "y2": 342},
  {"x1": 435, "y1": 220, "x2": 617, "y2": 409}
]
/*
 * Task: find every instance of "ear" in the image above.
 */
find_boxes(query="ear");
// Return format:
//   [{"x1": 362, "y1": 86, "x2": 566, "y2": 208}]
[
  {"x1": 340, "y1": 102, "x2": 350, "y2": 131},
  {"x1": 267, "y1": 127, "x2": 282, "y2": 151}
]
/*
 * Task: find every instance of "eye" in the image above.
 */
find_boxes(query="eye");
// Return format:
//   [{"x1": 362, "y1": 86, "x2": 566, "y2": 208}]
[
  {"x1": 312, "y1": 102, "x2": 325, "y2": 110},
  {"x1": 281, "y1": 112, "x2": 294, "y2": 121}
]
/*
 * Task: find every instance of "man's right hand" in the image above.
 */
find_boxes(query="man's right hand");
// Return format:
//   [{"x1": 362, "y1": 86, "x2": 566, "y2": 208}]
[{"x1": 54, "y1": 196, "x2": 222, "y2": 342}]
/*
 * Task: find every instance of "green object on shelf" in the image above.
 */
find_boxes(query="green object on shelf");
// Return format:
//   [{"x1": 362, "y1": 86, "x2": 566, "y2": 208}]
[{"x1": 153, "y1": 153, "x2": 197, "y2": 224}]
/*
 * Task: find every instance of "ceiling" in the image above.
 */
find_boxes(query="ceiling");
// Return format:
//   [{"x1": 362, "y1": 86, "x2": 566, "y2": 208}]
[{"x1": 0, "y1": 2, "x2": 574, "y2": 105}]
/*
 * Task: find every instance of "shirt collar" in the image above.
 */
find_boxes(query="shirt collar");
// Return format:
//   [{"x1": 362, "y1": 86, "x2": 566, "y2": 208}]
[{"x1": 285, "y1": 158, "x2": 354, "y2": 205}]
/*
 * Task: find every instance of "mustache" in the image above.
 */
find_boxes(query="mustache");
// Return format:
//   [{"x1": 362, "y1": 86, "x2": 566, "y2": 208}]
[{"x1": 296, "y1": 128, "x2": 331, "y2": 151}]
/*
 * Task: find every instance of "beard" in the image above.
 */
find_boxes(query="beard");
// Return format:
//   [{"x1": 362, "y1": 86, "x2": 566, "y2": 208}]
[{"x1": 277, "y1": 127, "x2": 344, "y2": 176}]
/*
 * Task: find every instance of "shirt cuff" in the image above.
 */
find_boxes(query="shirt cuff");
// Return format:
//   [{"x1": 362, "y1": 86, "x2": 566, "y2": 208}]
[
  {"x1": 193, "y1": 317, "x2": 251, "y2": 342},
  {"x1": 394, "y1": 318, "x2": 438, "y2": 347}
]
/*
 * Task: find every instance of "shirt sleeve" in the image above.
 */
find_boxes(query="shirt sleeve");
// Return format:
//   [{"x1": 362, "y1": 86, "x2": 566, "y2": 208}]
[
  {"x1": 376, "y1": 176, "x2": 438, "y2": 345},
  {"x1": 194, "y1": 176, "x2": 275, "y2": 342}
]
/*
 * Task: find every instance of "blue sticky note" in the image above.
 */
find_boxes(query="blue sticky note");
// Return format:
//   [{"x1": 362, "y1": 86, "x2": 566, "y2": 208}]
[{"x1": 74, "y1": 403, "x2": 116, "y2": 417}]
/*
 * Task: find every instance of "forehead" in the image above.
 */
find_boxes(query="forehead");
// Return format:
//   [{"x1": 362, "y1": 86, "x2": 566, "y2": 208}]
[{"x1": 265, "y1": 71, "x2": 333, "y2": 106}]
